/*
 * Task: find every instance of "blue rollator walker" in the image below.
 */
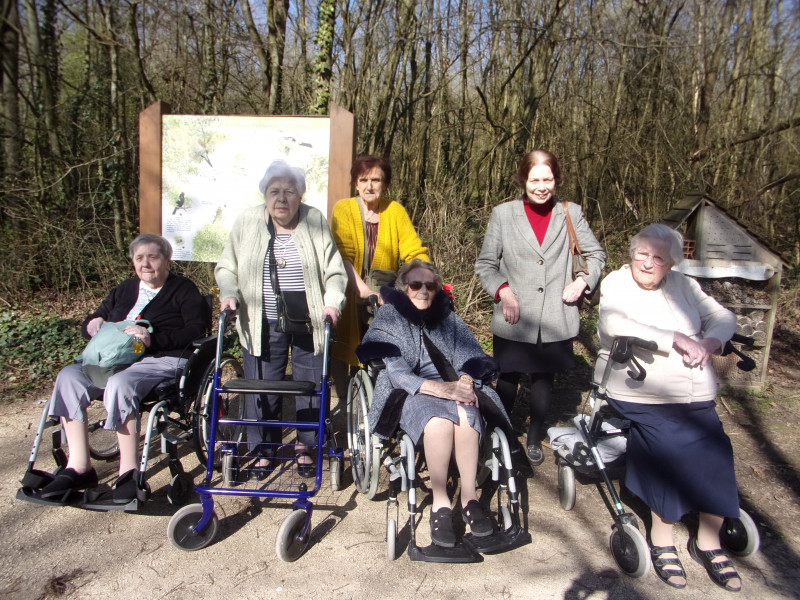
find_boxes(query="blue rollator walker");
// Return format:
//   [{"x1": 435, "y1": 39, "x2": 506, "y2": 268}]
[{"x1": 167, "y1": 308, "x2": 344, "y2": 560}]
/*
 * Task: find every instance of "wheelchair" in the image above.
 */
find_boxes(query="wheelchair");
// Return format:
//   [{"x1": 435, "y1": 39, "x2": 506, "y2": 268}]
[
  {"x1": 346, "y1": 355, "x2": 530, "y2": 562},
  {"x1": 16, "y1": 325, "x2": 244, "y2": 512},
  {"x1": 548, "y1": 335, "x2": 761, "y2": 578}
]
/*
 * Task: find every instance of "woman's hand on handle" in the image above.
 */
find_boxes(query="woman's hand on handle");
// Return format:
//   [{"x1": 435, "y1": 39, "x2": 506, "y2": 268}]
[
  {"x1": 322, "y1": 306, "x2": 341, "y2": 326},
  {"x1": 220, "y1": 296, "x2": 238, "y2": 316},
  {"x1": 498, "y1": 287, "x2": 520, "y2": 324},
  {"x1": 673, "y1": 332, "x2": 721, "y2": 368},
  {"x1": 562, "y1": 278, "x2": 588, "y2": 304}
]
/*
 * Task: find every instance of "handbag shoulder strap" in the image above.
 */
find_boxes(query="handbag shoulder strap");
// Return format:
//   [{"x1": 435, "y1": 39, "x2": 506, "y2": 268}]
[
  {"x1": 266, "y1": 217, "x2": 281, "y2": 298},
  {"x1": 562, "y1": 201, "x2": 582, "y2": 256},
  {"x1": 356, "y1": 197, "x2": 370, "y2": 277}
]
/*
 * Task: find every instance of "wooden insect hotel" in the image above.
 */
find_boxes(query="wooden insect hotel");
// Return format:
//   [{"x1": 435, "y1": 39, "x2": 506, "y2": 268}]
[{"x1": 662, "y1": 192, "x2": 787, "y2": 387}]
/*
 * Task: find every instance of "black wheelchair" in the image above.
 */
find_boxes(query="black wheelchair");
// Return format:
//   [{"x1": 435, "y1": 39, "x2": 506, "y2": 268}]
[{"x1": 16, "y1": 327, "x2": 244, "y2": 511}]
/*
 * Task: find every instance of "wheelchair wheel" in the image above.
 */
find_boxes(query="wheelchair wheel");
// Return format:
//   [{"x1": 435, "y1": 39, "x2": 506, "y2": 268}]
[
  {"x1": 347, "y1": 369, "x2": 380, "y2": 498},
  {"x1": 386, "y1": 518, "x2": 397, "y2": 560},
  {"x1": 721, "y1": 508, "x2": 760, "y2": 557},
  {"x1": 167, "y1": 503, "x2": 218, "y2": 551},
  {"x1": 609, "y1": 522, "x2": 649, "y2": 578},
  {"x1": 500, "y1": 505, "x2": 513, "y2": 532},
  {"x1": 558, "y1": 464, "x2": 576, "y2": 511},
  {"x1": 221, "y1": 452, "x2": 237, "y2": 487},
  {"x1": 86, "y1": 401, "x2": 120, "y2": 460},
  {"x1": 193, "y1": 355, "x2": 244, "y2": 469},
  {"x1": 330, "y1": 456, "x2": 342, "y2": 491},
  {"x1": 167, "y1": 472, "x2": 194, "y2": 506},
  {"x1": 276, "y1": 509, "x2": 310, "y2": 562}
]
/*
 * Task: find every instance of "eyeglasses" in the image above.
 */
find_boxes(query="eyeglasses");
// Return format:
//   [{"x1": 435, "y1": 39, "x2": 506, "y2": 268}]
[
  {"x1": 408, "y1": 281, "x2": 437, "y2": 291},
  {"x1": 633, "y1": 250, "x2": 668, "y2": 267},
  {"x1": 267, "y1": 188, "x2": 298, "y2": 199}
]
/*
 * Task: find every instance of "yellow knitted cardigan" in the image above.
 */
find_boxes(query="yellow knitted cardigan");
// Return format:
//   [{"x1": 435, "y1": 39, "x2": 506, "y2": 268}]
[{"x1": 331, "y1": 196, "x2": 429, "y2": 361}]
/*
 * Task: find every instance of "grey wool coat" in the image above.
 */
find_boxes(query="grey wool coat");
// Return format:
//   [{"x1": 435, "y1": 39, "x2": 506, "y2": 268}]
[
  {"x1": 357, "y1": 286, "x2": 512, "y2": 441},
  {"x1": 475, "y1": 197, "x2": 606, "y2": 343}
]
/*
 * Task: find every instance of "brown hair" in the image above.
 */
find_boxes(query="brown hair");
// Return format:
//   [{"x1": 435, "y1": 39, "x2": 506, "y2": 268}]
[
  {"x1": 350, "y1": 154, "x2": 392, "y2": 187},
  {"x1": 511, "y1": 149, "x2": 563, "y2": 189}
]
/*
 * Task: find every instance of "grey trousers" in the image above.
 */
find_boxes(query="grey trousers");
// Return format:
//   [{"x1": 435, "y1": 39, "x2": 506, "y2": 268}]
[
  {"x1": 48, "y1": 357, "x2": 185, "y2": 431},
  {"x1": 242, "y1": 320, "x2": 322, "y2": 452}
]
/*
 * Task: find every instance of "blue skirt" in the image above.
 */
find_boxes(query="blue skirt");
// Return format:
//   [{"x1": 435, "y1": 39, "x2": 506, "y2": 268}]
[{"x1": 607, "y1": 399, "x2": 740, "y2": 521}]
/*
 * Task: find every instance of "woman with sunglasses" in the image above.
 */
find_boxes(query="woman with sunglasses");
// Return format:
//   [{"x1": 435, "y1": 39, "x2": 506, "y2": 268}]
[
  {"x1": 596, "y1": 224, "x2": 741, "y2": 591},
  {"x1": 357, "y1": 259, "x2": 512, "y2": 547},
  {"x1": 475, "y1": 149, "x2": 605, "y2": 467}
]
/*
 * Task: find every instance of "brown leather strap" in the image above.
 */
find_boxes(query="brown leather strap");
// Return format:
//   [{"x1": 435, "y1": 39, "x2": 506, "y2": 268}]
[{"x1": 562, "y1": 201, "x2": 582, "y2": 256}]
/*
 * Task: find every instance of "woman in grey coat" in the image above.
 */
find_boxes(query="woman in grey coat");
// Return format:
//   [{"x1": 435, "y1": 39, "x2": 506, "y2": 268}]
[
  {"x1": 475, "y1": 149, "x2": 605, "y2": 466},
  {"x1": 358, "y1": 259, "x2": 512, "y2": 548}
]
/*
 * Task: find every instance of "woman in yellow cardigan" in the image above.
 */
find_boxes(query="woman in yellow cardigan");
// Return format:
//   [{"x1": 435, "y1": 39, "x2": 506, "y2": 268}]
[{"x1": 331, "y1": 155, "x2": 429, "y2": 360}]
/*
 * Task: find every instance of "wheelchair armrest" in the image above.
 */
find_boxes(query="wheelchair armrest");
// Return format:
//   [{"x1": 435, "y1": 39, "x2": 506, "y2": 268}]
[{"x1": 192, "y1": 334, "x2": 217, "y2": 348}]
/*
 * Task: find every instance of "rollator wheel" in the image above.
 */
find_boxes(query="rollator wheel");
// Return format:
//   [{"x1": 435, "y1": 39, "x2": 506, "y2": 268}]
[
  {"x1": 558, "y1": 464, "x2": 576, "y2": 511},
  {"x1": 386, "y1": 518, "x2": 397, "y2": 561},
  {"x1": 330, "y1": 456, "x2": 343, "y2": 491},
  {"x1": 167, "y1": 472, "x2": 194, "y2": 506},
  {"x1": 609, "y1": 522, "x2": 650, "y2": 578},
  {"x1": 86, "y1": 401, "x2": 120, "y2": 460},
  {"x1": 167, "y1": 503, "x2": 218, "y2": 551},
  {"x1": 192, "y1": 355, "x2": 244, "y2": 469},
  {"x1": 721, "y1": 508, "x2": 760, "y2": 557},
  {"x1": 276, "y1": 509, "x2": 310, "y2": 562},
  {"x1": 346, "y1": 369, "x2": 373, "y2": 495}
]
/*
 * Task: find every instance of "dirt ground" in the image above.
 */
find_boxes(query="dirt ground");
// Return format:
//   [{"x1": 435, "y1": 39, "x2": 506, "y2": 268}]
[{"x1": 1, "y1": 324, "x2": 799, "y2": 599}]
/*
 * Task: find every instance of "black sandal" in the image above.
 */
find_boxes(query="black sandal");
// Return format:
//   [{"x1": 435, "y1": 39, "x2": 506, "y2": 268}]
[
  {"x1": 430, "y1": 506, "x2": 456, "y2": 547},
  {"x1": 650, "y1": 545, "x2": 687, "y2": 589},
  {"x1": 688, "y1": 537, "x2": 742, "y2": 592},
  {"x1": 462, "y1": 500, "x2": 494, "y2": 537},
  {"x1": 38, "y1": 467, "x2": 98, "y2": 502}
]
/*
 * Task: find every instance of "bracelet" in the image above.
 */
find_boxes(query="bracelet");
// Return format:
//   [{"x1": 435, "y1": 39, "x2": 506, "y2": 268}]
[{"x1": 459, "y1": 374, "x2": 474, "y2": 386}]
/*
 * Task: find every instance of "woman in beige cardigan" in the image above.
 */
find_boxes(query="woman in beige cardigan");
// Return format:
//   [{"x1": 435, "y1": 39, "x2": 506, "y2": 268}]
[{"x1": 215, "y1": 160, "x2": 347, "y2": 478}]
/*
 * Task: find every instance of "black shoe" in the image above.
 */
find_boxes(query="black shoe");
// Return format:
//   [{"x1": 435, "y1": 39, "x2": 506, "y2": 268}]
[
  {"x1": 112, "y1": 469, "x2": 139, "y2": 504},
  {"x1": 430, "y1": 506, "x2": 456, "y2": 547},
  {"x1": 249, "y1": 455, "x2": 274, "y2": 481},
  {"x1": 295, "y1": 453, "x2": 315, "y2": 479},
  {"x1": 526, "y1": 443, "x2": 544, "y2": 466},
  {"x1": 39, "y1": 468, "x2": 98, "y2": 501},
  {"x1": 462, "y1": 500, "x2": 494, "y2": 537}
]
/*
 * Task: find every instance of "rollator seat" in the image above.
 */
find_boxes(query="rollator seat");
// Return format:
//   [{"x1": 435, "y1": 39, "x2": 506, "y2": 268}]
[{"x1": 221, "y1": 378, "x2": 316, "y2": 396}]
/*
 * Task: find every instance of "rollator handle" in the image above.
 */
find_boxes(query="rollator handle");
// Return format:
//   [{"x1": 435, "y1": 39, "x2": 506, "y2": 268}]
[
  {"x1": 722, "y1": 334, "x2": 757, "y2": 372},
  {"x1": 609, "y1": 337, "x2": 657, "y2": 382}
]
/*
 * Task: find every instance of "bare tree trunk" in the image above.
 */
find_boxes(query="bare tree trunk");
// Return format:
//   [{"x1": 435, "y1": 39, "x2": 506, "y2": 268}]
[
  {"x1": 240, "y1": 0, "x2": 271, "y2": 102},
  {"x1": 1, "y1": 0, "x2": 21, "y2": 180},
  {"x1": 267, "y1": 0, "x2": 289, "y2": 114},
  {"x1": 309, "y1": 0, "x2": 335, "y2": 114}
]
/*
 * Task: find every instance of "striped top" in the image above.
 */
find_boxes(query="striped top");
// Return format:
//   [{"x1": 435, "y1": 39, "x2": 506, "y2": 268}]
[{"x1": 263, "y1": 234, "x2": 305, "y2": 320}]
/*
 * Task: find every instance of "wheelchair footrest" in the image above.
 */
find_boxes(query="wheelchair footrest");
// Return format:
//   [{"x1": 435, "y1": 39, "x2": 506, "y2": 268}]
[
  {"x1": 16, "y1": 486, "x2": 82, "y2": 507},
  {"x1": 462, "y1": 526, "x2": 531, "y2": 555},
  {"x1": 408, "y1": 543, "x2": 482, "y2": 563},
  {"x1": 222, "y1": 378, "x2": 316, "y2": 395}
]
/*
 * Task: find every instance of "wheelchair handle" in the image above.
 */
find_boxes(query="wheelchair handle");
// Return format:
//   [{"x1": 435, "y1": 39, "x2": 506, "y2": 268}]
[{"x1": 367, "y1": 294, "x2": 379, "y2": 309}]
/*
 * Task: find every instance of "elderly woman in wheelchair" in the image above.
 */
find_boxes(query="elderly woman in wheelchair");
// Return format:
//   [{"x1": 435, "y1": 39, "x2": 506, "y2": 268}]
[
  {"x1": 34, "y1": 234, "x2": 210, "y2": 505},
  {"x1": 357, "y1": 259, "x2": 512, "y2": 547}
]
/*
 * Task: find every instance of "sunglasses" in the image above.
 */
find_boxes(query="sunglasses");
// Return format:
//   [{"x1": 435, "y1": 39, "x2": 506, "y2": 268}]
[{"x1": 408, "y1": 281, "x2": 437, "y2": 291}]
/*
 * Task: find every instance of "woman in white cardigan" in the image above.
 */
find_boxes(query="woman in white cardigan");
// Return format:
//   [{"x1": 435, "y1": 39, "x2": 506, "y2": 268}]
[
  {"x1": 215, "y1": 160, "x2": 347, "y2": 478},
  {"x1": 597, "y1": 224, "x2": 741, "y2": 592}
]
